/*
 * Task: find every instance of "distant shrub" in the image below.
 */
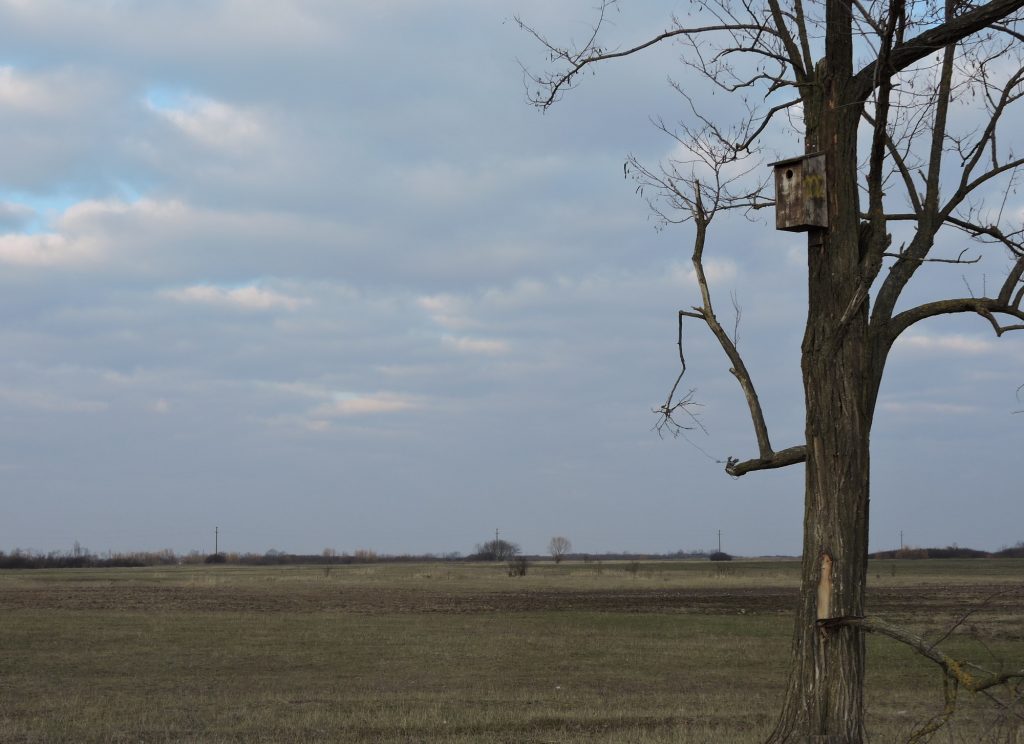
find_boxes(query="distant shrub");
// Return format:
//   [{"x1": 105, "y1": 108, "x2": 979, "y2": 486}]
[
  {"x1": 507, "y1": 556, "x2": 529, "y2": 576},
  {"x1": 353, "y1": 548, "x2": 378, "y2": 563},
  {"x1": 204, "y1": 553, "x2": 227, "y2": 564},
  {"x1": 709, "y1": 551, "x2": 733, "y2": 562}
]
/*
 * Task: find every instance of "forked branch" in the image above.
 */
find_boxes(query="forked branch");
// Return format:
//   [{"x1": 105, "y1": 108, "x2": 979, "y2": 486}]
[
  {"x1": 641, "y1": 155, "x2": 804, "y2": 477},
  {"x1": 821, "y1": 613, "x2": 1024, "y2": 741},
  {"x1": 516, "y1": 0, "x2": 801, "y2": 112},
  {"x1": 889, "y1": 254, "x2": 1024, "y2": 339}
]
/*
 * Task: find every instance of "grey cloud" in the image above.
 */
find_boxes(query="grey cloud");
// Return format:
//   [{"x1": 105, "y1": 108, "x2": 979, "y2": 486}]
[{"x1": 0, "y1": 1, "x2": 1020, "y2": 556}]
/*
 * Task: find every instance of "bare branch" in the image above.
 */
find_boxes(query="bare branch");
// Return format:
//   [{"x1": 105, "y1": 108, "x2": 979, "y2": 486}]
[
  {"x1": 823, "y1": 615, "x2": 1024, "y2": 693},
  {"x1": 725, "y1": 445, "x2": 808, "y2": 476},
  {"x1": 633, "y1": 131, "x2": 799, "y2": 476},
  {"x1": 765, "y1": 0, "x2": 810, "y2": 84},
  {"x1": 515, "y1": 6, "x2": 782, "y2": 110},
  {"x1": 861, "y1": 110, "x2": 923, "y2": 217},
  {"x1": 889, "y1": 292, "x2": 1024, "y2": 340},
  {"x1": 852, "y1": 0, "x2": 1024, "y2": 101},
  {"x1": 880, "y1": 249, "x2": 981, "y2": 264}
]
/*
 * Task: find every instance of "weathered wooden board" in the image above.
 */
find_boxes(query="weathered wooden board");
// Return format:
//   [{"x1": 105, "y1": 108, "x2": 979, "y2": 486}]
[{"x1": 773, "y1": 154, "x2": 828, "y2": 232}]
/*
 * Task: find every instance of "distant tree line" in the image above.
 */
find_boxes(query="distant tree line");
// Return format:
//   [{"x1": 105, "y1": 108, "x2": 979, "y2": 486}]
[
  {"x1": 3, "y1": 542, "x2": 1018, "y2": 569},
  {"x1": 0, "y1": 548, "x2": 179, "y2": 569},
  {"x1": 0, "y1": 547, "x2": 464, "y2": 570},
  {"x1": 869, "y1": 543, "x2": 1024, "y2": 559}
]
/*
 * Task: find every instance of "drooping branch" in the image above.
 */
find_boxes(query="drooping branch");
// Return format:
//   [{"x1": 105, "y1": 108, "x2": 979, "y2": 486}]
[
  {"x1": 823, "y1": 615, "x2": 1024, "y2": 693},
  {"x1": 691, "y1": 210, "x2": 776, "y2": 460},
  {"x1": 631, "y1": 129, "x2": 805, "y2": 477},
  {"x1": 816, "y1": 589, "x2": 1024, "y2": 741}
]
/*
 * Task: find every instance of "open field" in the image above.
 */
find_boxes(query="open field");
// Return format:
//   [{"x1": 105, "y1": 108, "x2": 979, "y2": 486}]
[{"x1": 1, "y1": 559, "x2": 1022, "y2": 743}]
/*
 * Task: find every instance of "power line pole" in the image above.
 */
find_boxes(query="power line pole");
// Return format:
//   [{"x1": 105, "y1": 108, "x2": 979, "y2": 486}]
[
  {"x1": 899, "y1": 530, "x2": 903, "y2": 551},
  {"x1": 215, "y1": 526, "x2": 219, "y2": 556},
  {"x1": 718, "y1": 529, "x2": 722, "y2": 553}
]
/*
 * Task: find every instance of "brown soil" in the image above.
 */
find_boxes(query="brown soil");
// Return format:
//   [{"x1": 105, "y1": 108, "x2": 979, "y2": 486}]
[{"x1": 1, "y1": 582, "x2": 1020, "y2": 620}]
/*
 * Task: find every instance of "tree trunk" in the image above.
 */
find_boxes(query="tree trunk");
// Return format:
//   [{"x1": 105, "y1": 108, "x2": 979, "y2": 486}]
[
  {"x1": 767, "y1": 19, "x2": 875, "y2": 739},
  {"x1": 766, "y1": 326, "x2": 873, "y2": 743}
]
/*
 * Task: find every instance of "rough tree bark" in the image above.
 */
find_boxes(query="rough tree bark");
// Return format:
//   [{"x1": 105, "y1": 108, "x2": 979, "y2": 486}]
[
  {"x1": 520, "y1": 0, "x2": 1024, "y2": 740},
  {"x1": 765, "y1": 0, "x2": 875, "y2": 735}
]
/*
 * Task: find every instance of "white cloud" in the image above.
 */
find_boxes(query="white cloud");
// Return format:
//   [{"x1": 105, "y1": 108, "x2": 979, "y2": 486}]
[
  {"x1": 7, "y1": 195, "x2": 356, "y2": 279},
  {"x1": 147, "y1": 94, "x2": 267, "y2": 152},
  {"x1": 0, "y1": 65, "x2": 85, "y2": 114},
  {"x1": 311, "y1": 392, "x2": 418, "y2": 417},
  {"x1": 896, "y1": 332, "x2": 994, "y2": 355},
  {"x1": 482, "y1": 278, "x2": 549, "y2": 307},
  {"x1": 441, "y1": 335, "x2": 509, "y2": 355},
  {"x1": 0, "y1": 197, "x2": 187, "y2": 268},
  {"x1": 62, "y1": 197, "x2": 187, "y2": 223},
  {"x1": 150, "y1": 398, "x2": 171, "y2": 414},
  {"x1": 418, "y1": 293, "x2": 476, "y2": 329},
  {"x1": 670, "y1": 257, "x2": 739, "y2": 286},
  {"x1": 0, "y1": 232, "x2": 98, "y2": 267},
  {"x1": 258, "y1": 383, "x2": 421, "y2": 427},
  {"x1": 162, "y1": 283, "x2": 307, "y2": 311},
  {"x1": 0, "y1": 66, "x2": 48, "y2": 110}
]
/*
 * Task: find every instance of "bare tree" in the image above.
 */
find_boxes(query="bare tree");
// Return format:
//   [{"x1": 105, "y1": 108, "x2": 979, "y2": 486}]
[
  {"x1": 548, "y1": 536, "x2": 572, "y2": 563},
  {"x1": 519, "y1": 0, "x2": 1024, "y2": 740}
]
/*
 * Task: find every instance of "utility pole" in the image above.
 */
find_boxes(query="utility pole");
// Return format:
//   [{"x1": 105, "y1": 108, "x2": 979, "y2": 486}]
[
  {"x1": 215, "y1": 526, "x2": 219, "y2": 556},
  {"x1": 899, "y1": 530, "x2": 903, "y2": 551},
  {"x1": 718, "y1": 529, "x2": 722, "y2": 553}
]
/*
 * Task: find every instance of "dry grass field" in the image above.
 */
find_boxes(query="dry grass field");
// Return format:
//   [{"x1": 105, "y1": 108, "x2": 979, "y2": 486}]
[{"x1": 0, "y1": 559, "x2": 1021, "y2": 743}]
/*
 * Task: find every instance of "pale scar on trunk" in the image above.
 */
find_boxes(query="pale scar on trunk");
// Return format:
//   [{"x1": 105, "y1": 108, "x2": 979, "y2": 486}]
[{"x1": 817, "y1": 552, "x2": 833, "y2": 622}]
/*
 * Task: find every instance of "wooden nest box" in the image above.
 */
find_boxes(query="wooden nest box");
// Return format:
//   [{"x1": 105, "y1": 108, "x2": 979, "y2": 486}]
[{"x1": 771, "y1": 154, "x2": 827, "y2": 232}]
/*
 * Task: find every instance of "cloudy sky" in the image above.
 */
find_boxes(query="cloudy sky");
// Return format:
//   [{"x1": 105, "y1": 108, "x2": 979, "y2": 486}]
[{"x1": 0, "y1": 1, "x2": 1020, "y2": 558}]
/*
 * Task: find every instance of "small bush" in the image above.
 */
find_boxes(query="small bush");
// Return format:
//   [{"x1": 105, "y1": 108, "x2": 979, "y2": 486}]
[
  {"x1": 507, "y1": 557, "x2": 529, "y2": 576},
  {"x1": 204, "y1": 553, "x2": 227, "y2": 564},
  {"x1": 709, "y1": 551, "x2": 733, "y2": 562}
]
